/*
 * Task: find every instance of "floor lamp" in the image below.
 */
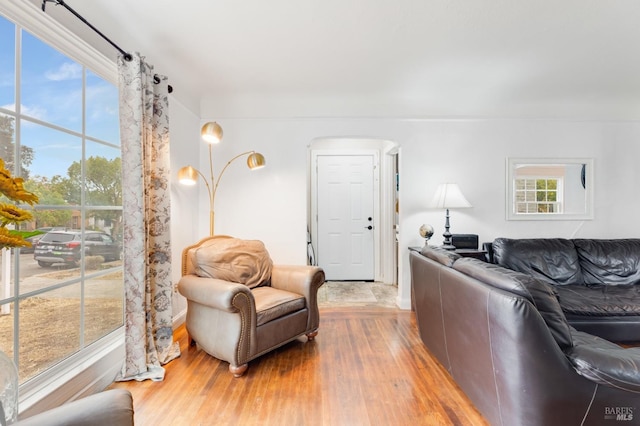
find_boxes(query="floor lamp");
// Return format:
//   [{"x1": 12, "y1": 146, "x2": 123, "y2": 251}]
[
  {"x1": 430, "y1": 183, "x2": 472, "y2": 250},
  {"x1": 178, "y1": 122, "x2": 266, "y2": 236}
]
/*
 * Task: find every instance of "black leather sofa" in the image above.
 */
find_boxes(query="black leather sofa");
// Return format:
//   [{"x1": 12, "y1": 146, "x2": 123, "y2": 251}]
[
  {"x1": 410, "y1": 247, "x2": 640, "y2": 426},
  {"x1": 486, "y1": 238, "x2": 640, "y2": 343}
]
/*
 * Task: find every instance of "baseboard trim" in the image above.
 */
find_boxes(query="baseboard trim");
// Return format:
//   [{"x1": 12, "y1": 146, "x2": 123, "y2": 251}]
[
  {"x1": 173, "y1": 308, "x2": 186, "y2": 329},
  {"x1": 396, "y1": 294, "x2": 411, "y2": 310}
]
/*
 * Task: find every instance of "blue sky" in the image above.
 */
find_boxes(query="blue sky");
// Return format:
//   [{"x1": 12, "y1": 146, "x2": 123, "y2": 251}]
[{"x1": 0, "y1": 15, "x2": 120, "y2": 179}]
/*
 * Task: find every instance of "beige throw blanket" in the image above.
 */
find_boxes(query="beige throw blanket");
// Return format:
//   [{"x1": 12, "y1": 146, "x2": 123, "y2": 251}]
[{"x1": 190, "y1": 237, "x2": 273, "y2": 288}]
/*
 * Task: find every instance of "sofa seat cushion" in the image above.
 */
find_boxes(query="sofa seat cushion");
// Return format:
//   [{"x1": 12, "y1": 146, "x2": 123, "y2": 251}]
[
  {"x1": 253, "y1": 287, "x2": 306, "y2": 326},
  {"x1": 566, "y1": 330, "x2": 640, "y2": 392},
  {"x1": 555, "y1": 284, "x2": 640, "y2": 316},
  {"x1": 492, "y1": 238, "x2": 583, "y2": 285},
  {"x1": 453, "y1": 257, "x2": 573, "y2": 349},
  {"x1": 574, "y1": 239, "x2": 640, "y2": 286}
]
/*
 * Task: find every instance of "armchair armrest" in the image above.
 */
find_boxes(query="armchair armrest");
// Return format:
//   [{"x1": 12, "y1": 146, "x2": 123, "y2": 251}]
[
  {"x1": 270, "y1": 265, "x2": 325, "y2": 299},
  {"x1": 271, "y1": 265, "x2": 325, "y2": 334},
  {"x1": 17, "y1": 389, "x2": 133, "y2": 426},
  {"x1": 177, "y1": 275, "x2": 254, "y2": 313}
]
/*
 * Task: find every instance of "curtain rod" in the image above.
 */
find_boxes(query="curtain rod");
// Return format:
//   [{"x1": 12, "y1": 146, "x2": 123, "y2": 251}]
[{"x1": 41, "y1": 0, "x2": 173, "y2": 93}]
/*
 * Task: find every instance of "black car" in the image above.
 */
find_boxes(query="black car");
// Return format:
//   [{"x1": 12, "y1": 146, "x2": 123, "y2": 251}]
[
  {"x1": 33, "y1": 230, "x2": 121, "y2": 267},
  {"x1": 20, "y1": 227, "x2": 68, "y2": 254}
]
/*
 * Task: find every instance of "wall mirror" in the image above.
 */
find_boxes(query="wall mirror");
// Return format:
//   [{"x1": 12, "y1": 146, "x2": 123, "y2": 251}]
[{"x1": 506, "y1": 158, "x2": 594, "y2": 221}]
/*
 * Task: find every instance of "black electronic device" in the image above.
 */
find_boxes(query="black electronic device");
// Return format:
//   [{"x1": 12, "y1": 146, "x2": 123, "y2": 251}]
[{"x1": 451, "y1": 234, "x2": 478, "y2": 249}]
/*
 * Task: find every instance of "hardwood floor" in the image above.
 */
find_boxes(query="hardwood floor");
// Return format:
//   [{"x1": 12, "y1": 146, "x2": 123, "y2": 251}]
[{"x1": 109, "y1": 307, "x2": 488, "y2": 426}]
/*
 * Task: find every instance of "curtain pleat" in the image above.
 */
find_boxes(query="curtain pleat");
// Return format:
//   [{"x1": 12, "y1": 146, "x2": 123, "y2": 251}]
[{"x1": 116, "y1": 53, "x2": 180, "y2": 381}]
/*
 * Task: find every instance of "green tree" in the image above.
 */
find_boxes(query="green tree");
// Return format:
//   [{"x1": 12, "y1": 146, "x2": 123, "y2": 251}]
[
  {"x1": 25, "y1": 176, "x2": 73, "y2": 228},
  {"x1": 0, "y1": 115, "x2": 34, "y2": 179},
  {"x1": 66, "y1": 156, "x2": 122, "y2": 238}
]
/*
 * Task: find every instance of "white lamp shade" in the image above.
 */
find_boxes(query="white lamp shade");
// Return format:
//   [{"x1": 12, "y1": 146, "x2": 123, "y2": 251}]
[{"x1": 430, "y1": 183, "x2": 472, "y2": 209}]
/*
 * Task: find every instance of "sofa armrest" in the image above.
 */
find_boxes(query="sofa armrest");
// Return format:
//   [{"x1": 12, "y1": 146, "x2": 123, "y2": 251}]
[
  {"x1": 566, "y1": 330, "x2": 640, "y2": 392},
  {"x1": 17, "y1": 389, "x2": 133, "y2": 426},
  {"x1": 177, "y1": 275, "x2": 254, "y2": 313},
  {"x1": 270, "y1": 265, "x2": 325, "y2": 298}
]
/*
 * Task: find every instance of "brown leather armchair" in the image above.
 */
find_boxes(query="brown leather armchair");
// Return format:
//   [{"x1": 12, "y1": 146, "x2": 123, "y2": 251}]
[{"x1": 178, "y1": 236, "x2": 325, "y2": 377}]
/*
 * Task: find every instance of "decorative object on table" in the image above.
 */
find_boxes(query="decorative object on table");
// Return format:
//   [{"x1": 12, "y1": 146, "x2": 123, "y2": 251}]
[
  {"x1": 451, "y1": 233, "x2": 478, "y2": 250},
  {"x1": 178, "y1": 122, "x2": 266, "y2": 236},
  {"x1": 0, "y1": 349, "x2": 18, "y2": 425},
  {"x1": 419, "y1": 224, "x2": 434, "y2": 246},
  {"x1": 429, "y1": 183, "x2": 472, "y2": 250}
]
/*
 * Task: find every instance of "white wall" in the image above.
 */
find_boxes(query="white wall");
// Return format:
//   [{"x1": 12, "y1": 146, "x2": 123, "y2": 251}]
[
  {"x1": 183, "y1": 115, "x2": 640, "y2": 309},
  {"x1": 168, "y1": 98, "x2": 201, "y2": 321}
]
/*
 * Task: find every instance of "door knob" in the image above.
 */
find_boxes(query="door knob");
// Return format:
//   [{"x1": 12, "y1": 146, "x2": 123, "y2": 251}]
[{"x1": 365, "y1": 225, "x2": 373, "y2": 230}]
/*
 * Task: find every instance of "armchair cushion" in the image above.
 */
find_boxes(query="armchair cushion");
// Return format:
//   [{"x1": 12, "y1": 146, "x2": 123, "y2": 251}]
[
  {"x1": 189, "y1": 237, "x2": 273, "y2": 288},
  {"x1": 253, "y1": 287, "x2": 306, "y2": 326}
]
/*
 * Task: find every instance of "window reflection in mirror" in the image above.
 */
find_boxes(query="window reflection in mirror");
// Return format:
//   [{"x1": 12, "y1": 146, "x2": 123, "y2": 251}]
[{"x1": 506, "y1": 158, "x2": 594, "y2": 221}]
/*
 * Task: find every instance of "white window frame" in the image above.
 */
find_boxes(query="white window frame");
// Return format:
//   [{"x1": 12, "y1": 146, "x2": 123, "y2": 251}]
[{"x1": 513, "y1": 176, "x2": 563, "y2": 214}]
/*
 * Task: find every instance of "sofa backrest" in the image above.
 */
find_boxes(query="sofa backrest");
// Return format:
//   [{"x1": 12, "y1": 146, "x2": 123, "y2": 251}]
[
  {"x1": 453, "y1": 257, "x2": 574, "y2": 349},
  {"x1": 573, "y1": 239, "x2": 640, "y2": 286},
  {"x1": 420, "y1": 246, "x2": 461, "y2": 266},
  {"x1": 492, "y1": 238, "x2": 583, "y2": 285}
]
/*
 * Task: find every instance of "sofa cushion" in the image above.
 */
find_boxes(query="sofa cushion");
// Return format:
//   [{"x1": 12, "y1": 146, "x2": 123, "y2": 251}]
[
  {"x1": 567, "y1": 330, "x2": 640, "y2": 392},
  {"x1": 420, "y1": 246, "x2": 461, "y2": 267},
  {"x1": 190, "y1": 237, "x2": 273, "y2": 288},
  {"x1": 554, "y1": 284, "x2": 640, "y2": 316},
  {"x1": 252, "y1": 287, "x2": 306, "y2": 326},
  {"x1": 453, "y1": 257, "x2": 573, "y2": 349},
  {"x1": 492, "y1": 238, "x2": 583, "y2": 285},
  {"x1": 573, "y1": 239, "x2": 640, "y2": 286}
]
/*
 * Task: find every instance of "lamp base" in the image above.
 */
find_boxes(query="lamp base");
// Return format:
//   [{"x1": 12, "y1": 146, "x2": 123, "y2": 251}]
[{"x1": 442, "y1": 208, "x2": 456, "y2": 250}]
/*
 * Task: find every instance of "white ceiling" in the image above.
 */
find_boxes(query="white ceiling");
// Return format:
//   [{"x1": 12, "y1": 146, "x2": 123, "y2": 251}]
[{"x1": 30, "y1": 0, "x2": 640, "y2": 119}]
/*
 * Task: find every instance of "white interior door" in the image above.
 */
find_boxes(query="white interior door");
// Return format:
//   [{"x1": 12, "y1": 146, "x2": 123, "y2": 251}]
[{"x1": 316, "y1": 155, "x2": 375, "y2": 281}]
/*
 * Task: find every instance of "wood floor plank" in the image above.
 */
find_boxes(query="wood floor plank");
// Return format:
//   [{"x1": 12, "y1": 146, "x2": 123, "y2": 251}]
[{"x1": 109, "y1": 307, "x2": 488, "y2": 426}]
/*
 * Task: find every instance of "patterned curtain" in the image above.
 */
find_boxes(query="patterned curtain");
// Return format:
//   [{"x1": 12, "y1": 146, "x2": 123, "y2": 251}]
[{"x1": 116, "y1": 53, "x2": 180, "y2": 381}]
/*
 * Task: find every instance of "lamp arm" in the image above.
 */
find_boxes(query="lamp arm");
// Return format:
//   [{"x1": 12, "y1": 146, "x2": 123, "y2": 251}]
[
  {"x1": 192, "y1": 166, "x2": 213, "y2": 212},
  {"x1": 211, "y1": 151, "x2": 255, "y2": 205}
]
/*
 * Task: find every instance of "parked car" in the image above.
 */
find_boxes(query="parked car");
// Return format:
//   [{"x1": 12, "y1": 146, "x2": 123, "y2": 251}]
[
  {"x1": 20, "y1": 227, "x2": 68, "y2": 254},
  {"x1": 33, "y1": 230, "x2": 121, "y2": 267}
]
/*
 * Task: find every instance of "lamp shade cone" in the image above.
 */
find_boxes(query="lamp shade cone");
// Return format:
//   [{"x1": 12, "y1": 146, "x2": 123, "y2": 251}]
[{"x1": 430, "y1": 183, "x2": 472, "y2": 209}]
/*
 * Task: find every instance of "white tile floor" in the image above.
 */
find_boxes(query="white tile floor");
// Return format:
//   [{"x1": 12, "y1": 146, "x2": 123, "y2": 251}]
[{"x1": 317, "y1": 281, "x2": 398, "y2": 308}]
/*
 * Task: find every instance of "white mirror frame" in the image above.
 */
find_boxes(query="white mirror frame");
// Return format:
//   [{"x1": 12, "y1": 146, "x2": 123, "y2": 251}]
[{"x1": 506, "y1": 157, "x2": 594, "y2": 221}]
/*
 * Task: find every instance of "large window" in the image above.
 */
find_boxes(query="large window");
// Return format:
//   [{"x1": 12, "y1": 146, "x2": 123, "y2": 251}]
[{"x1": 0, "y1": 14, "x2": 123, "y2": 384}]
